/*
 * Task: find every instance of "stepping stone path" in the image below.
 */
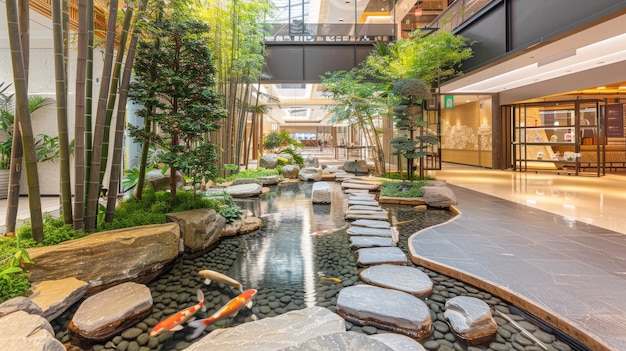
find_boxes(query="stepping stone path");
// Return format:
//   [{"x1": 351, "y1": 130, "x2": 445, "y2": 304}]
[
  {"x1": 336, "y1": 188, "x2": 434, "y2": 341},
  {"x1": 359, "y1": 265, "x2": 433, "y2": 298},
  {"x1": 336, "y1": 285, "x2": 432, "y2": 339}
]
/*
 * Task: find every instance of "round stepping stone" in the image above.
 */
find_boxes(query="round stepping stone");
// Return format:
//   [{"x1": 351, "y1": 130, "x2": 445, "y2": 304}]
[
  {"x1": 224, "y1": 183, "x2": 262, "y2": 197},
  {"x1": 359, "y1": 265, "x2": 433, "y2": 298},
  {"x1": 336, "y1": 285, "x2": 432, "y2": 340},
  {"x1": 350, "y1": 219, "x2": 391, "y2": 229},
  {"x1": 356, "y1": 247, "x2": 407, "y2": 267},
  {"x1": 444, "y1": 296, "x2": 498, "y2": 345},
  {"x1": 349, "y1": 236, "x2": 394, "y2": 249},
  {"x1": 347, "y1": 227, "x2": 393, "y2": 237}
]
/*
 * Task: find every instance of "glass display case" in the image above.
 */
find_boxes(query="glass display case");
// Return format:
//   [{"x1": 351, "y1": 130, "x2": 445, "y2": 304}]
[{"x1": 512, "y1": 100, "x2": 602, "y2": 175}]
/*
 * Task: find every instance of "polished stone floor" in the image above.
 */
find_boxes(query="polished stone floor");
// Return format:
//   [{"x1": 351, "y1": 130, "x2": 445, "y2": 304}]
[{"x1": 2, "y1": 152, "x2": 625, "y2": 350}]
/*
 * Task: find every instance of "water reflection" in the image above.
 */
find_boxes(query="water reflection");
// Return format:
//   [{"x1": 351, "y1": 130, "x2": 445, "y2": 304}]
[{"x1": 232, "y1": 182, "x2": 348, "y2": 307}]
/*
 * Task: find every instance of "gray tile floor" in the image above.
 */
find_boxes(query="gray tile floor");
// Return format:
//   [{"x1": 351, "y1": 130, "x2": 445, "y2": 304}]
[{"x1": 410, "y1": 184, "x2": 626, "y2": 351}]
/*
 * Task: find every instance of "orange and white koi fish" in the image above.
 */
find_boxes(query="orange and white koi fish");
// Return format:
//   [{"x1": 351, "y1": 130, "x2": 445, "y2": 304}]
[
  {"x1": 150, "y1": 289, "x2": 206, "y2": 337},
  {"x1": 198, "y1": 269, "x2": 243, "y2": 292},
  {"x1": 187, "y1": 289, "x2": 257, "y2": 339},
  {"x1": 320, "y1": 276, "x2": 342, "y2": 284}
]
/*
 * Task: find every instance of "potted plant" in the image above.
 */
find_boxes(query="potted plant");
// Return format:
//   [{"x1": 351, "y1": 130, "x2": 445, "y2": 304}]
[{"x1": 0, "y1": 82, "x2": 56, "y2": 198}]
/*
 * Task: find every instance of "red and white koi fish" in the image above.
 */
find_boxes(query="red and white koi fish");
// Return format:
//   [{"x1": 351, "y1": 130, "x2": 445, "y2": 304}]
[
  {"x1": 150, "y1": 289, "x2": 206, "y2": 337},
  {"x1": 198, "y1": 269, "x2": 243, "y2": 292},
  {"x1": 187, "y1": 289, "x2": 257, "y2": 339}
]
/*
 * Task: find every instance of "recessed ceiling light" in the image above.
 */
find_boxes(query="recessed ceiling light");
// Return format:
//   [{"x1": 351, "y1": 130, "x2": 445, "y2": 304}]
[
  {"x1": 619, "y1": 85, "x2": 626, "y2": 89},
  {"x1": 597, "y1": 86, "x2": 606, "y2": 89}
]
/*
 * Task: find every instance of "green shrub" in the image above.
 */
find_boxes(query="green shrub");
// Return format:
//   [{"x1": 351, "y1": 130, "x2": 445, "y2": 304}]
[
  {"x1": 219, "y1": 205, "x2": 244, "y2": 224},
  {"x1": 380, "y1": 181, "x2": 427, "y2": 198},
  {"x1": 218, "y1": 167, "x2": 279, "y2": 183}
]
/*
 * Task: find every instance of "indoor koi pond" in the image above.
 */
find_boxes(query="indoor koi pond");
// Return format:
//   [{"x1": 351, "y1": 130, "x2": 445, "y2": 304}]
[{"x1": 52, "y1": 181, "x2": 583, "y2": 351}]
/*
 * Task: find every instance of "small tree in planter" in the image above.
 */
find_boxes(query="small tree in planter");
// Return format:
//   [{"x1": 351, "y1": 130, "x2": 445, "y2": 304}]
[
  {"x1": 129, "y1": 17, "x2": 227, "y2": 198},
  {"x1": 391, "y1": 78, "x2": 434, "y2": 180}
]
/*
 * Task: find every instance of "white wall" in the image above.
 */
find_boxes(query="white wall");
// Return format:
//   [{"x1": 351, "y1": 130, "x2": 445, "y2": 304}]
[{"x1": 1, "y1": 9, "x2": 114, "y2": 195}]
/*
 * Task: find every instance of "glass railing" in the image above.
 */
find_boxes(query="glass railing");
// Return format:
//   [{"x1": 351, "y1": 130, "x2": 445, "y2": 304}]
[
  {"x1": 429, "y1": 0, "x2": 493, "y2": 32},
  {"x1": 264, "y1": 23, "x2": 395, "y2": 43}
]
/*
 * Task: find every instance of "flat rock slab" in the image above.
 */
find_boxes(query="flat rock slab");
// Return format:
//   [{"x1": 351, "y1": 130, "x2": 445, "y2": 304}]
[
  {"x1": 350, "y1": 219, "x2": 391, "y2": 229},
  {"x1": 347, "y1": 226, "x2": 393, "y2": 237},
  {"x1": 336, "y1": 285, "x2": 432, "y2": 339},
  {"x1": 349, "y1": 194, "x2": 377, "y2": 201},
  {"x1": 370, "y1": 334, "x2": 426, "y2": 351},
  {"x1": 347, "y1": 200, "x2": 380, "y2": 207},
  {"x1": 0, "y1": 310, "x2": 65, "y2": 351},
  {"x1": 28, "y1": 277, "x2": 89, "y2": 321},
  {"x1": 444, "y1": 296, "x2": 498, "y2": 345},
  {"x1": 225, "y1": 183, "x2": 262, "y2": 197},
  {"x1": 349, "y1": 205, "x2": 383, "y2": 211},
  {"x1": 185, "y1": 306, "x2": 345, "y2": 351},
  {"x1": 349, "y1": 236, "x2": 395, "y2": 249},
  {"x1": 359, "y1": 265, "x2": 433, "y2": 298},
  {"x1": 346, "y1": 212, "x2": 390, "y2": 221},
  {"x1": 281, "y1": 331, "x2": 394, "y2": 351},
  {"x1": 356, "y1": 247, "x2": 407, "y2": 267},
  {"x1": 68, "y1": 282, "x2": 153, "y2": 348},
  {"x1": 341, "y1": 182, "x2": 381, "y2": 191}
]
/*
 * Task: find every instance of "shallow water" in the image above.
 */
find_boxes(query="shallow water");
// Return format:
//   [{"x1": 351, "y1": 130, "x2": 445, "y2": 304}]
[{"x1": 54, "y1": 181, "x2": 584, "y2": 351}]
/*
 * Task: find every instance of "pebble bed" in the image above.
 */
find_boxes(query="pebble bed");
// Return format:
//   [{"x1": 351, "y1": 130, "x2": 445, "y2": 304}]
[{"x1": 51, "y1": 183, "x2": 583, "y2": 351}]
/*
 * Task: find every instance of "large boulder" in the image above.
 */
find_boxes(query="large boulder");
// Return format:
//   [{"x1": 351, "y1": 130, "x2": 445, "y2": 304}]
[
  {"x1": 298, "y1": 167, "x2": 323, "y2": 182},
  {"x1": 420, "y1": 186, "x2": 457, "y2": 208},
  {"x1": 68, "y1": 282, "x2": 153, "y2": 349},
  {"x1": 259, "y1": 175, "x2": 281, "y2": 185},
  {"x1": 144, "y1": 168, "x2": 185, "y2": 192},
  {"x1": 25, "y1": 223, "x2": 180, "y2": 293},
  {"x1": 259, "y1": 154, "x2": 279, "y2": 169},
  {"x1": 343, "y1": 160, "x2": 370, "y2": 174},
  {"x1": 166, "y1": 208, "x2": 226, "y2": 255},
  {"x1": 444, "y1": 296, "x2": 498, "y2": 345},
  {"x1": 0, "y1": 310, "x2": 64, "y2": 351},
  {"x1": 28, "y1": 277, "x2": 89, "y2": 321},
  {"x1": 185, "y1": 306, "x2": 345, "y2": 351},
  {"x1": 311, "y1": 182, "x2": 331, "y2": 204},
  {"x1": 304, "y1": 155, "x2": 319, "y2": 168},
  {"x1": 281, "y1": 165, "x2": 300, "y2": 179}
]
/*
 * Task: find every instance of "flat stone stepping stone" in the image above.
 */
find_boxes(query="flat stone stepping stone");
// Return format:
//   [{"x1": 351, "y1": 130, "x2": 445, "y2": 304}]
[
  {"x1": 356, "y1": 247, "x2": 407, "y2": 267},
  {"x1": 343, "y1": 189, "x2": 370, "y2": 195},
  {"x1": 347, "y1": 200, "x2": 380, "y2": 207},
  {"x1": 341, "y1": 182, "x2": 380, "y2": 190},
  {"x1": 349, "y1": 205, "x2": 383, "y2": 211},
  {"x1": 347, "y1": 226, "x2": 393, "y2": 237},
  {"x1": 345, "y1": 212, "x2": 390, "y2": 221},
  {"x1": 225, "y1": 183, "x2": 262, "y2": 197},
  {"x1": 370, "y1": 334, "x2": 427, "y2": 351},
  {"x1": 343, "y1": 179, "x2": 382, "y2": 186},
  {"x1": 68, "y1": 282, "x2": 153, "y2": 348},
  {"x1": 349, "y1": 194, "x2": 377, "y2": 201},
  {"x1": 281, "y1": 331, "x2": 394, "y2": 351},
  {"x1": 359, "y1": 265, "x2": 433, "y2": 298},
  {"x1": 444, "y1": 296, "x2": 498, "y2": 345},
  {"x1": 350, "y1": 219, "x2": 391, "y2": 229},
  {"x1": 336, "y1": 285, "x2": 432, "y2": 339},
  {"x1": 349, "y1": 236, "x2": 394, "y2": 249}
]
